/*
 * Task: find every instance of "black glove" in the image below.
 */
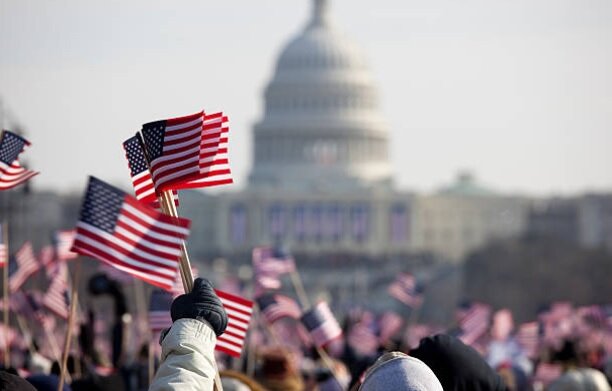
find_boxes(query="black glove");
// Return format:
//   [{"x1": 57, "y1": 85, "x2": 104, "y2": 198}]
[{"x1": 171, "y1": 278, "x2": 228, "y2": 337}]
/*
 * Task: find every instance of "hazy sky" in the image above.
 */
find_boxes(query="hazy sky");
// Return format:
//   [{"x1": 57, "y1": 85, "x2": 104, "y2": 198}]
[{"x1": 1, "y1": 0, "x2": 611, "y2": 196}]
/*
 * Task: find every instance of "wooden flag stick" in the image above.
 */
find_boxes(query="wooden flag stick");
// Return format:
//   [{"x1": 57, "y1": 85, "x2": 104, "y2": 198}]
[
  {"x1": 57, "y1": 260, "x2": 81, "y2": 391},
  {"x1": 15, "y1": 315, "x2": 36, "y2": 357},
  {"x1": 290, "y1": 270, "x2": 310, "y2": 309},
  {"x1": 156, "y1": 189, "x2": 223, "y2": 391},
  {"x1": 3, "y1": 221, "x2": 10, "y2": 368}
]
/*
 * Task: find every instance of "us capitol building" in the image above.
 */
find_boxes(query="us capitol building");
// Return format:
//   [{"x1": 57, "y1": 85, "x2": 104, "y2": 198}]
[{"x1": 181, "y1": 0, "x2": 528, "y2": 266}]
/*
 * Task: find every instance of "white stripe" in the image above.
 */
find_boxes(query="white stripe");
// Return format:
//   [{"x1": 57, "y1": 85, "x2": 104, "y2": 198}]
[
  {"x1": 122, "y1": 203, "x2": 189, "y2": 236},
  {"x1": 75, "y1": 223, "x2": 180, "y2": 271},
  {"x1": 226, "y1": 318, "x2": 250, "y2": 331}
]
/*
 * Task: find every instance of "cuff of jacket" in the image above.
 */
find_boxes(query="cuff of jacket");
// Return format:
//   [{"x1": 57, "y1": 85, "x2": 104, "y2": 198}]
[{"x1": 160, "y1": 318, "x2": 217, "y2": 361}]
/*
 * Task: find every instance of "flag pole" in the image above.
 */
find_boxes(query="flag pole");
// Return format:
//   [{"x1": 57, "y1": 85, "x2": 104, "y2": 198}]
[
  {"x1": 137, "y1": 133, "x2": 222, "y2": 390},
  {"x1": 58, "y1": 260, "x2": 81, "y2": 391},
  {"x1": 3, "y1": 221, "x2": 10, "y2": 368},
  {"x1": 289, "y1": 270, "x2": 310, "y2": 309},
  {"x1": 157, "y1": 190, "x2": 225, "y2": 391}
]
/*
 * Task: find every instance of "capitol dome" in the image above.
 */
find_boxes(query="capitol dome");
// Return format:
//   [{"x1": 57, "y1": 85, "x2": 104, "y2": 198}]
[{"x1": 249, "y1": 0, "x2": 393, "y2": 192}]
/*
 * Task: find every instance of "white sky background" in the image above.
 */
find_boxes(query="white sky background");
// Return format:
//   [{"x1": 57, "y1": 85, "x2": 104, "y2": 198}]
[{"x1": 1, "y1": 0, "x2": 611, "y2": 196}]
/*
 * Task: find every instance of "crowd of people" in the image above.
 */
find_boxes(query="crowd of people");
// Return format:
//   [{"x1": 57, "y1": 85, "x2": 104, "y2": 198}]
[{"x1": 1, "y1": 273, "x2": 611, "y2": 391}]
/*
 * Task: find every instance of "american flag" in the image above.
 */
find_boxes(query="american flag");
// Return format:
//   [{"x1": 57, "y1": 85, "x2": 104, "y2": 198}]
[
  {"x1": 516, "y1": 321, "x2": 540, "y2": 358},
  {"x1": 301, "y1": 301, "x2": 343, "y2": 348},
  {"x1": 0, "y1": 224, "x2": 6, "y2": 267},
  {"x1": 256, "y1": 293, "x2": 301, "y2": 324},
  {"x1": 0, "y1": 130, "x2": 38, "y2": 190},
  {"x1": 167, "y1": 269, "x2": 254, "y2": 358},
  {"x1": 378, "y1": 311, "x2": 404, "y2": 345},
  {"x1": 43, "y1": 262, "x2": 70, "y2": 319},
  {"x1": 54, "y1": 230, "x2": 78, "y2": 261},
  {"x1": 12, "y1": 291, "x2": 55, "y2": 332},
  {"x1": 71, "y1": 176, "x2": 191, "y2": 291},
  {"x1": 39, "y1": 245, "x2": 55, "y2": 275},
  {"x1": 140, "y1": 111, "x2": 232, "y2": 192},
  {"x1": 8, "y1": 241, "x2": 40, "y2": 292},
  {"x1": 252, "y1": 246, "x2": 296, "y2": 293},
  {"x1": 346, "y1": 312, "x2": 380, "y2": 356},
  {"x1": 388, "y1": 272, "x2": 423, "y2": 308},
  {"x1": 148, "y1": 289, "x2": 173, "y2": 332},
  {"x1": 457, "y1": 302, "x2": 491, "y2": 346},
  {"x1": 123, "y1": 135, "x2": 178, "y2": 209},
  {"x1": 215, "y1": 289, "x2": 253, "y2": 358}
]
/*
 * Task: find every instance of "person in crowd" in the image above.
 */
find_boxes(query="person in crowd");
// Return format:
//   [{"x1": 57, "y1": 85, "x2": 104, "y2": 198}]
[
  {"x1": 354, "y1": 351, "x2": 443, "y2": 391},
  {"x1": 218, "y1": 369, "x2": 266, "y2": 391},
  {"x1": 0, "y1": 370, "x2": 36, "y2": 391},
  {"x1": 148, "y1": 277, "x2": 228, "y2": 391},
  {"x1": 547, "y1": 340, "x2": 610, "y2": 391},
  {"x1": 410, "y1": 334, "x2": 511, "y2": 391},
  {"x1": 254, "y1": 347, "x2": 304, "y2": 391}
]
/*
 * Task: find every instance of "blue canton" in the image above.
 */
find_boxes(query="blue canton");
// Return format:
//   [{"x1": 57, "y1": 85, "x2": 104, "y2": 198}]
[
  {"x1": 149, "y1": 289, "x2": 173, "y2": 311},
  {"x1": 0, "y1": 131, "x2": 27, "y2": 165},
  {"x1": 123, "y1": 135, "x2": 148, "y2": 176},
  {"x1": 141, "y1": 120, "x2": 166, "y2": 161},
  {"x1": 79, "y1": 177, "x2": 124, "y2": 234},
  {"x1": 301, "y1": 307, "x2": 327, "y2": 331}
]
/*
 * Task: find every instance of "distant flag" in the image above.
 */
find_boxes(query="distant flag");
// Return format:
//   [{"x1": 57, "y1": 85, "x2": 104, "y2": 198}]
[
  {"x1": 388, "y1": 272, "x2": 423, "y2": 308},
  {"x1": 54, "y1": 230, "x2": 78, "y2": 261},
  {"x1": 0, "y1": 130, "x2": 38, "y2": 190},
  {"x1": 39, "y1": 245, "x2": 55, "y2": 275},
  {"x1": 301, "y1": 301, "x2": 343, "y2": 348},
  {"x1": 516, "y1": 321, "x2": 540, "y2": 358},
  {"x1": 346, "y1": 311, "x2": 379, "y2": 356},
  {"x1": 122, "y1": 135, "x2": 178, "y2": 209},
  {"x1": 8, "y1": 242, "x2": 39, "y2": 292},
  {"x1": 252, "y1": 246, "x2": 296, "y2": 293},
  {"x1": 378, "y1": 311, "x2": 404, "y2": 345},
  {"x1": 256, "y1": 293, "x2": 301, "y2": 324},
  {"x1": 70, "y1": 177, "x2": 190, "y2": 291},
  {"x1": 12, "y1": 291, "x2": 55, "y2": 332},
  {"x1": 215, "y1": 290, "x2": 253, "y2": 358},
  {"x1": 140, "y1": 111, "x2": 232, "y2": 192},
  {"x1": 0, "y1": 224, "x2": 6, "y2": 267},
  {"x1": 457, "y1": 302, "x2": 491, "y2": 346},
  {"x1": 43, "y1": 263, "x2": 70, "y2": 319},
  {"x1": 533, "y1": 363, "x2": 562, "y2": 388},
  {"x1": 148, "y1": 289, "x2": 173, "y2": 332}
]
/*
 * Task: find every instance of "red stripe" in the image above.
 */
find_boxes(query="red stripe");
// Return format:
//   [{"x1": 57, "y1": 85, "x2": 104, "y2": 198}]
[
  {"x1": 178, "y1": 178, "x2": 233, "y2": 190},
  {"x1": 118, "y1": 209, "x2": 187, "y2": 245},
  {"x1": 75, "y1": 228, "x2": 179, "y2": 272},
  {"x1": 166, "y1": 111, "x2": 203, "y2": 126},
  {"x1": 216, "y1": 290, "x2": 254, "y2": 308},
  {"x1": 124, "y1": 196, "x2": 190, "y2": 229}
]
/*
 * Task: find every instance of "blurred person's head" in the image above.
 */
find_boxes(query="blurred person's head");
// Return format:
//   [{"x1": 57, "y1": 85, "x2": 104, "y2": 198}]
[
  {"x1": 219, "y1": 369, "x2": 266, "y2": 391},
  {"x1": 410, "y1": 334, "x2": 510, "y2": 391},
  {"x1": 257, "y1": 347, "x2": 304, "y2": 391},
  {"x1": 358, "y1": 351, "x2": 443, "y2": 391},
  {"x1": 0, "y1": 370, "x2": 36, "y2": 391}
]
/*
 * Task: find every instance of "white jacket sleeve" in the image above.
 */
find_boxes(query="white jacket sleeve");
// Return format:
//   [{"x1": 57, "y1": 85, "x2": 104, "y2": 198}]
[{"x1": 149, "y1": 318, "x2": 218, "y2": 391}]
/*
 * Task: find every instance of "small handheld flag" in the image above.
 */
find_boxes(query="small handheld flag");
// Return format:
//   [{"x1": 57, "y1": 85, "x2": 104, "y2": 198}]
[
  {"x1": 301, "y1": 301, "x2": 342, "y2": 348},
  {"x1": 0, "y1": 130, "x2": 38, "y2": 190},
  {"x1": 70, "y1": 176, "x2": 191, "y2": 291}
]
